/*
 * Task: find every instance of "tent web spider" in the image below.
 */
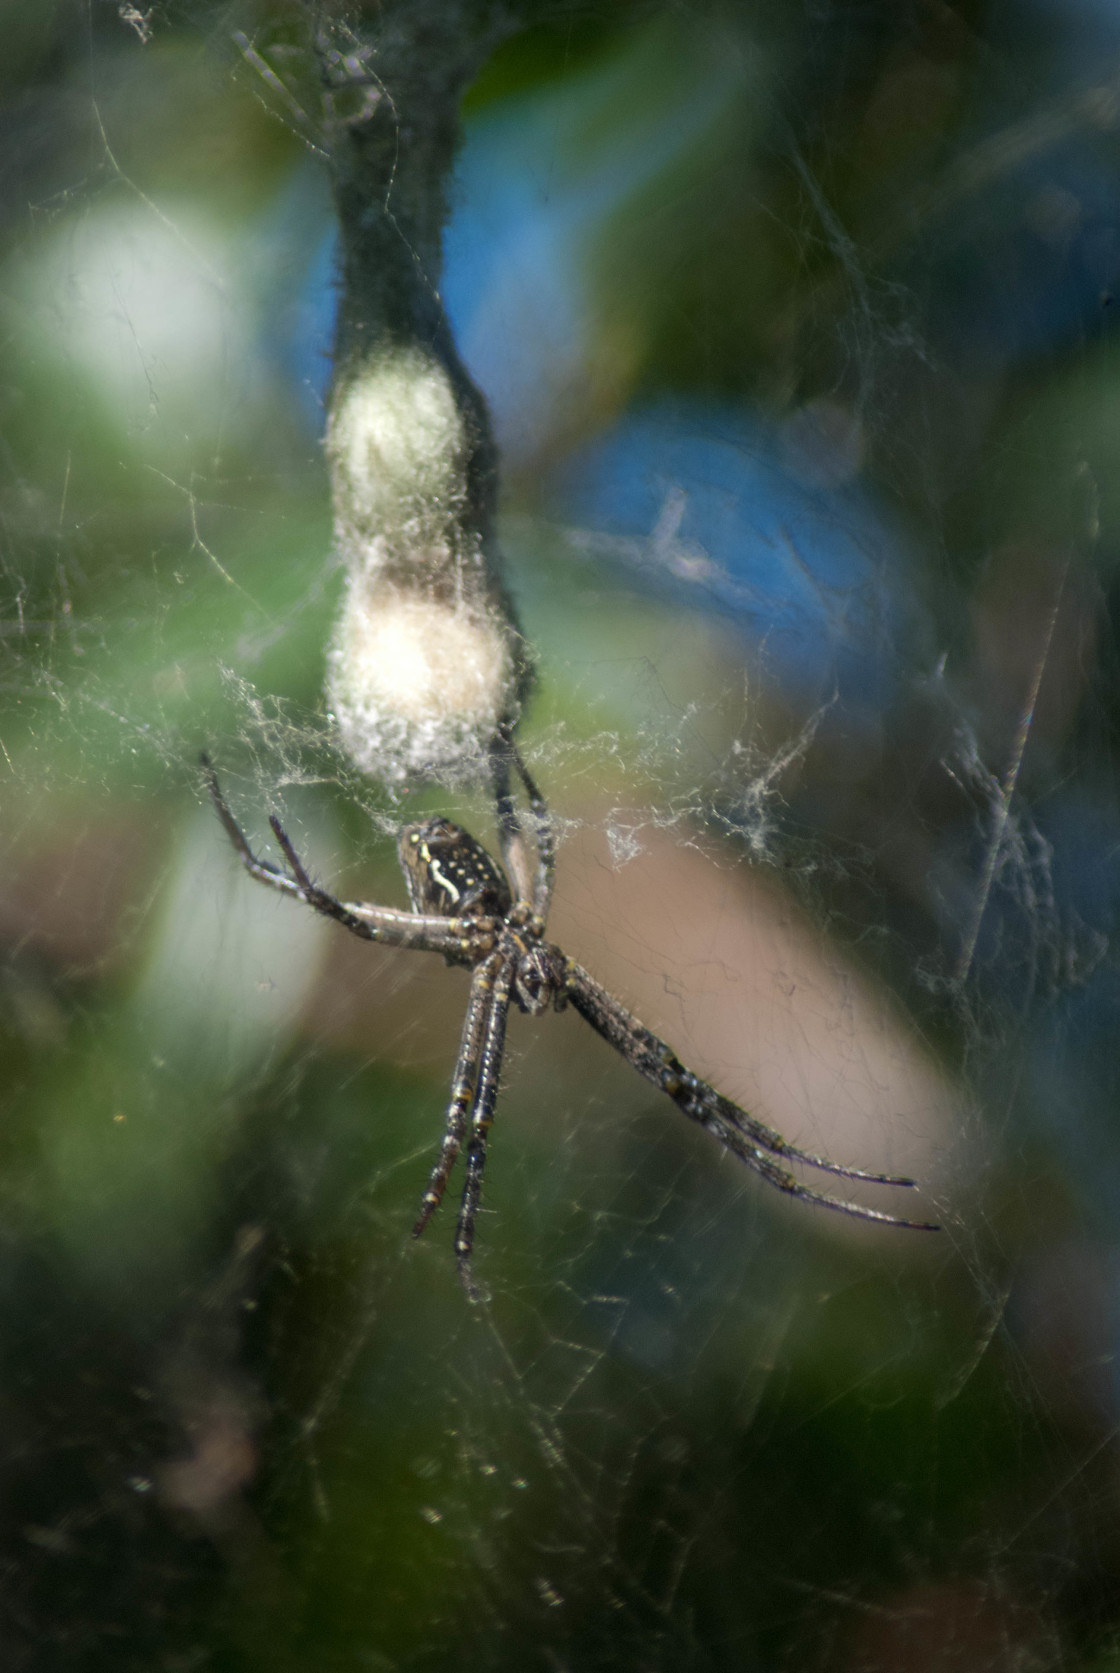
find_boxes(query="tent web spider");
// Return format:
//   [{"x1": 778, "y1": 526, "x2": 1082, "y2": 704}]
[{"x1": 202, "y1": 752, "x2": 937, "y2": 1299}]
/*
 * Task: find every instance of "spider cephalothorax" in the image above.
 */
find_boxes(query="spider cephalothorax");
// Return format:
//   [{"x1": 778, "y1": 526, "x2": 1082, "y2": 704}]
[{"x1": 202, "y1": 753, "x2": 937, "y2": 1298}]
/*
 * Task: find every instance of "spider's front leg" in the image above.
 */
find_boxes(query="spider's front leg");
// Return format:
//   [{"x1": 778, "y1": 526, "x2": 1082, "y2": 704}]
[
  {"x1": 490, "y1": 733, "x2": 555, "y2": 922},
  {"x1": 201, "y1": 753, "x2": 306, "y2": 905},
  {"x1": 201, "y1": 756, "x2": 483, "y2": 958}
]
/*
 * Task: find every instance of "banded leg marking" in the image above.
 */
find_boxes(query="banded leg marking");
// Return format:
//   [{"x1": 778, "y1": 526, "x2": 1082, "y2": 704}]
[
  {"x1": 412, "y1": 952, "x2": 503, "y2": 1239},
  {"x1": 454, "y1": 957, "x2": 514, "y2": 1297}
]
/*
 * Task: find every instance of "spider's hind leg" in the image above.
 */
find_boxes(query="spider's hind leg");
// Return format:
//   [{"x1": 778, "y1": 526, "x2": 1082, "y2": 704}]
[
  {"x1": 412, "y1": 950, "x2": 503, "y2": 1242},
  {"x1": 454, "y1": 957, "x2": 515, "y2": 1302}
]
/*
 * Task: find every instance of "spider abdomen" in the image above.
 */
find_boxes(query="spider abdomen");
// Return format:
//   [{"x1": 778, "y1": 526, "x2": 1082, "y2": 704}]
[{"x1": 398, "y1": 816, "x2": 513, "y2": 920}]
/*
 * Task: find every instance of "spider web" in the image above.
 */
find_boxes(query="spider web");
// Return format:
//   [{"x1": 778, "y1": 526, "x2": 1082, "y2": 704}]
[{"x1": 1, "y1": 2, "x2": 1119, "y2": 1669}]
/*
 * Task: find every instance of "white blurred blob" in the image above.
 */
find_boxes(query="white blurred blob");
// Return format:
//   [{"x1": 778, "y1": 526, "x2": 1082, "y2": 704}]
[
  {"x1": 15, "y1": 200, "x2": 258, "y2": 449},
  {"x1": 133, "y1": 803, "x2": 329, "y2": 1082}
]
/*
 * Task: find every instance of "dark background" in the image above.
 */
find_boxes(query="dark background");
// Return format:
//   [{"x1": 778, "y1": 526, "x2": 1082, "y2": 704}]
[{"x1": 2, "y1": 1, "x2": 1120, "y2": 1667}]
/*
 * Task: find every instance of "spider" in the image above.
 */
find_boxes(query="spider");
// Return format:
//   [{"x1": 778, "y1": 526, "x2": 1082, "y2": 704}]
[{"x1": 201, "y1": 752, "x2": 937, "y2": 1298}]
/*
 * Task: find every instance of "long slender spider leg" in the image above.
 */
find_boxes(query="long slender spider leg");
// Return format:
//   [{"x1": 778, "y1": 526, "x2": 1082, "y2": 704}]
[
  {"x1": 454, "y1": 955, "x2": 515, "y2": 1299},
  {"x1": 694, "y1": 1104, "x2": 940, "y2": 1230},
  {"x1": 489, "y1": 730, "x2": 554, "y2": 920},
  {"x1": 202, "y1": 756, "x2": 468, "y2": 955},
  {"x1": 490, "y1": 732, "x2": 537, "y2": 909},
  {"x1": 202, "y1": 753, "x2": 313, "y2": 906},
  {"x1": 412, "y1": 951, "x2": 503, "y2": 1240},
  {"x1": 265, "y1": 812, "x2": 404, "y2": 943},
  {"x1": 562, "y1": 960, "x2": 938, "y2": 1231},
  {"x1": 510, "y1": 740, "x2": 555, "y2": 922},
  {"x1": 705, "y1": 1087, "x2": 917, "y2": 1186}
]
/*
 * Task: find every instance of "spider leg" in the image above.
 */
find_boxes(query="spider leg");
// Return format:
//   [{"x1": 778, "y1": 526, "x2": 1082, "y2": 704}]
[
  {"x1": 490, "y1": 731, "x2": 554, "y2": 920},
  {"x1": 511, "y1": 741, "x2": 555, "y2": 922},
  {"x1": 454, "y1": 954, "x2": 515, "y2": 1300},
  {"x1": 702, "y1": 1086, "x2": 917, "y2": 1185},
  {"x1": 562, "y1": 960, "x2": 938, "y2": 1231},
  {"x1": 490, "y1": 733, "x2": 536, "y2": 909},
  {"x1": 202, "y1": 752, "x2": 306, "y2": 905},
  {"x1": 202, "y1": 756, "x2": 469, "y2": 956},
  {"x1": 412, "y1": 951, "x2": 503, "y2": 1240},
  {"x1": 695, "y1": 1104, "x2": 940, "y2": 1229}
]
